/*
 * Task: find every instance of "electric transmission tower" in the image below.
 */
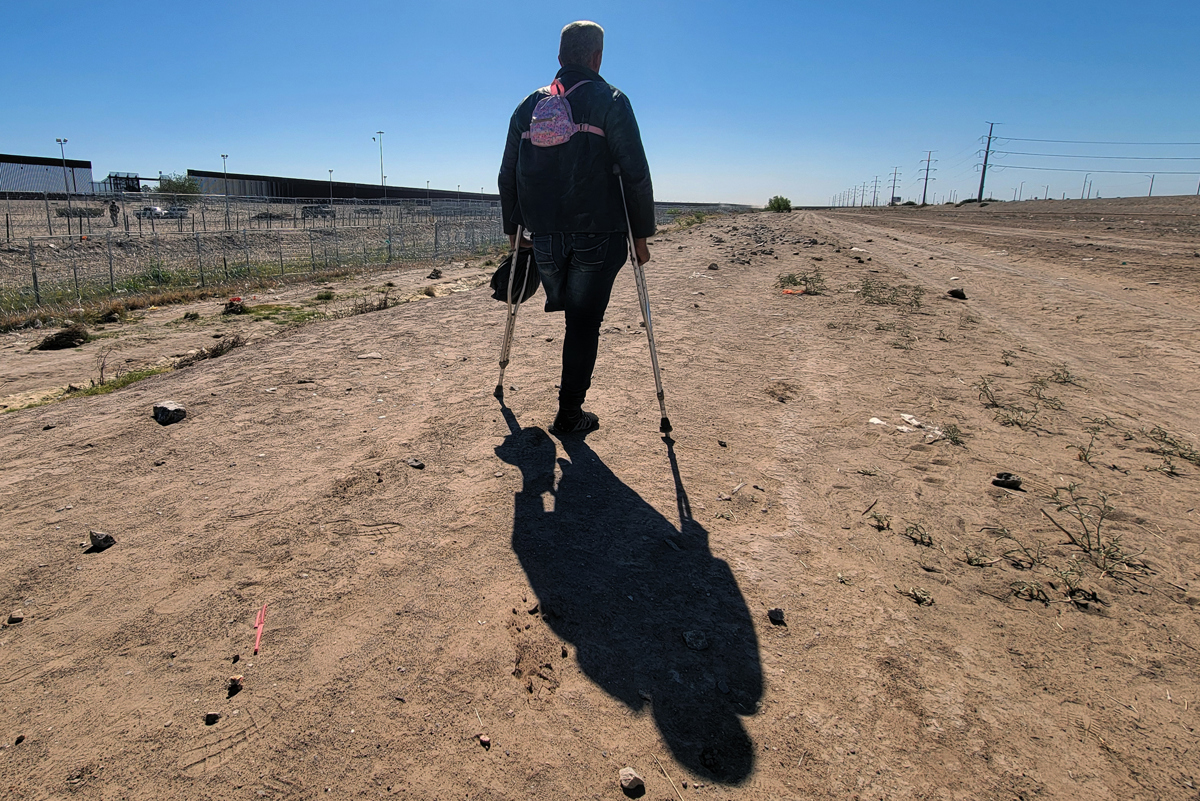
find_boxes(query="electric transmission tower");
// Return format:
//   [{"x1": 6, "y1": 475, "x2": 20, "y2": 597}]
[
  {"x1": 889, "y1": 167, "x2": 901, "y2": 206},
  {"x1": 920, "y1": 151, "x2": 937, "y2": 206},
  {"x1": 870, "y1": 176, "x2": 881, "y2": 206},
  {"x1": 977, "y1": 121, "x2": 998, "y2": 202}
]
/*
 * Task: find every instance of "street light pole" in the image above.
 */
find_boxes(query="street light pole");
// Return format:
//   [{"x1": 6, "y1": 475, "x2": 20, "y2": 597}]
[
  {"x1": 221, "y1": 154, "x2": 229, "y2": 230},
  {"x1": 56, "y1": 138, "x2": 73, "y2": 234},
  {"x1": 375, "y1": 131, "x2": 385, "y2": 200},
  {"x1": 328, "y1": 169, "x2": 334, "y2": 206},
  {"x1": 1018, "y1": 181, "x2": 1025, "y2": 202}
]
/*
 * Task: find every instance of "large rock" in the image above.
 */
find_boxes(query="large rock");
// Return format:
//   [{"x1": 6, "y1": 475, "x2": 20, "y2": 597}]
[
  {"x1": 152, "y1": 401, "x2": 186, "y2": 426},
  {"x1": 35, "y1": 323, "x2": 89, "y2": 351}
]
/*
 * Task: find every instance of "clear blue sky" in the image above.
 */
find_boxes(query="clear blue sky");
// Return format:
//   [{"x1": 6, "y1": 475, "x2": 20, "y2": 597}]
[{"x1": 5, "y1": 1, "x2": 1198, "y2": 205}]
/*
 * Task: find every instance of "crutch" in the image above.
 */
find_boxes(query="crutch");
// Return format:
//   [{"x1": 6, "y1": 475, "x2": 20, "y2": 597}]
[
  {"x1": 494, "y1": 225, "x2": 532, "y2": 399},
  {"x1": 618, "y1": 175, "x2": 672, "y2": 434}
]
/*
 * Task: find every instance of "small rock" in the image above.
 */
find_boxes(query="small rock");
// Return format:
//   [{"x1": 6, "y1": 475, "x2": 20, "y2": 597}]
[
  {"x1": 357, "y1": 352, "x2": 383, "y2": 360},
  {"x1": 947, "y1": 288, "x2": 968, "y2": 300},
  {"x1": 7, "y1": 610, "x2": 24, "y2": 624},
  {"x1": 427, "y1": 268, "x2": 443, "y2": 280},
  {"x1": 717, "y1": 680, "x2": 730, "y2": 694},
  {"x1": 204, "y1": 713, "x2": 220, "y2": 726},
  {"x1": 683, "y1": 630, "x2": 710, "y2": 650},
  {"x1": 405, "y1": 457, "x2": 425, "y2": 470},
  {"x1": 15, "y1": 735, "x2": 25, "y2": 745},
  {"x1": 619, "y1": 767, "x2": 644, "y2": 792},
  {"x1": 707, "y1": 263, "x2": 719, "y2": 270},
  {"x1": 768, "y1": 608, "x2": 786, "y2": 625},
  {"x1": 42, "y1": 424, "x2": 56, "y2": 431},
  {"x1": 478, "y1": 734, "x2": 490, "y2": 749},
  {"x1": 992, "y1": 472, "x2": 1023, "y2": 490},
  {"x1": 227, "y1": 675, "x2": 244, "y2": 698},
  {"x1": 717, "y1": 440, "x2": 727, "y2": 448},
  {"x1": 88, "y1": 530, "x2": 116, "y2": 551},
  {"x1": 152, "y1": 401, "x2": 186, "y2": 426}
]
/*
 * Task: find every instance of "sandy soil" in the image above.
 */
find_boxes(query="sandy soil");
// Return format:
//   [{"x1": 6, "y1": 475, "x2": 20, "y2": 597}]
[{"x1": 2, "y1": 196, "x2": 1199, "y2": 800}]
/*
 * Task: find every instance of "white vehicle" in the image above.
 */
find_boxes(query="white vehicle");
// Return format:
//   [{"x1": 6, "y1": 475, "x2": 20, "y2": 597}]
[{"x1": 135, "y1": 206, "x2": 166, "y2": 219}]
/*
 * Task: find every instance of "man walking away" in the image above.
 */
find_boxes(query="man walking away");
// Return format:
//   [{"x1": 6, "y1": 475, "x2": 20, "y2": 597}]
[
  {"x1": 498, "y1": 20, "x2": 655, "y2": 435},
  {"x1": 109, "y1": 201, "x2": 119, "y2": 227}
]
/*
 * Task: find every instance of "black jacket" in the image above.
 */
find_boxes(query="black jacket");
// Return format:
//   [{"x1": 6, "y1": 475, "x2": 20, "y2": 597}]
[{"x1": 498, "y1": 65, "x2": 655, "y2": 239}]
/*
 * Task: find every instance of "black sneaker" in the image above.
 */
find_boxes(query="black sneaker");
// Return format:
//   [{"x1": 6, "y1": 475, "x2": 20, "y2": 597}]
[{"x1": 550, "y1": 410, "x2": 599, "y2": 435}]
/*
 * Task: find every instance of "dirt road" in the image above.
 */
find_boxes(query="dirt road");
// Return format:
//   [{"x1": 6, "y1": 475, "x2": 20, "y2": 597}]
[{"x1": 2, "y1": 198, "x2": 1198, "y2": 799}]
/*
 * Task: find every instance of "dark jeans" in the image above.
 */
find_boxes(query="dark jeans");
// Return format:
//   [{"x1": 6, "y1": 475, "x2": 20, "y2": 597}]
[{"x1": 532, "y1": 232, "x2": 628, "y2": 411}]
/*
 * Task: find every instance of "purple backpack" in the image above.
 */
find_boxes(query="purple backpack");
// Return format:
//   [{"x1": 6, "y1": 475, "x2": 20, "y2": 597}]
[{"x1": 523, "y1": 79, "x2": 607, "y2": 147}]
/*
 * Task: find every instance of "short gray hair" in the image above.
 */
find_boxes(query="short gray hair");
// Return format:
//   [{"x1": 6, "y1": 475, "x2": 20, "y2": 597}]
[{"x1": 559, "y1": 21, "x2": 604, "y2": 67}]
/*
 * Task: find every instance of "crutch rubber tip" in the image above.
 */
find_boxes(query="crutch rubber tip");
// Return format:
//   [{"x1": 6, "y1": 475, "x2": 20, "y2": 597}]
[
  {"x1": 659, "y1": 417, "x2": 673, "y2": 434},
  {"x1": 493, "y1": 385, "x2": 504, "y2": 399}
]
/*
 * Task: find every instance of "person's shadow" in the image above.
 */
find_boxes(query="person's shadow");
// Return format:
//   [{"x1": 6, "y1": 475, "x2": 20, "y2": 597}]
[{"x1": 495, "y1": 405, "x2": 763, "y2": 783}]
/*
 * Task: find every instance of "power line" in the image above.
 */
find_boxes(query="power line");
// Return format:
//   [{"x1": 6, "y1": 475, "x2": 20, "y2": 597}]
[
  {"x1": 994, "y1": 150, "x2": 1200, "y2": 161},
  {"x1": 993, "y1": 164, "x2": 1200, "y2": 175},
  {"x1": 1000, "y1": 137, "x2": 1200, "y2": 146}
]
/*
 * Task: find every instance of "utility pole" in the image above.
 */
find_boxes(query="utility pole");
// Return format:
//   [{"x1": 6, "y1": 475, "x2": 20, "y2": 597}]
[
  {"x1": 221, "y1": 154, "x2": 230, "y2": 230},
  {"x1": 1080, "y1": 173, "x2": 1090, "y2": 200},
  {"x1": 889, "y1": 167, "x2": 901, "y2": 206},
  {"x1": 374, "y1": 131, "x2": 386, "y2": 200},
  {"x1": 1043, "y1": 184, "x2": 1050, "y2": 200},
  {"x1": 920, "y1": 151, "x2": 936, "y2": 206},
  {"x1": 1147, "y1": 174, "x2": 1155, "y2": 197},
  {"x1": 977, "y1": 121, "x2": 997, "y2": 202},
  {"x1": 870, "y1": 176, "x2": 881, "y2": 207},
  {"x1": 860, "y1": 182, "x2": 868, "y2": 208},
  {"x1": 56, "y1": 138, "x2": 73, "y2": 235}
]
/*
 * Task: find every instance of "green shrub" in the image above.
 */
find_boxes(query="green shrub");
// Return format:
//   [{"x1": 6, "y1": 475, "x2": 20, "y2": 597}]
[{"x1": 767, "y1": 195, "x2": 792, "y2": 213}]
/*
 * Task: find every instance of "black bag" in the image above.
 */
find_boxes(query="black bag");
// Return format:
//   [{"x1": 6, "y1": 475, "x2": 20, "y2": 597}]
[{"x1": 489, "y1": 248, "x2": 540, "y2": 303}]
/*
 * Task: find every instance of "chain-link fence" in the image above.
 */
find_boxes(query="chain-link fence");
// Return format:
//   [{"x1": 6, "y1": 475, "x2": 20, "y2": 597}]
[
  {"x1": 1, "y1": 190, "x2": 501, "y2": 240},
  {"x1": 0, "y1": 191, "x2": 751, "y2": 314},
  {"x1": 1, "y1": 212, "x2": 504, "y2": 313}
]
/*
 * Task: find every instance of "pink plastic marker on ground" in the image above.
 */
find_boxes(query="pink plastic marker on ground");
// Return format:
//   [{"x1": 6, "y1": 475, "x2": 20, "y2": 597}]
[{"x1": 253, "y1": 604, "x2": 268, "y2": 655}]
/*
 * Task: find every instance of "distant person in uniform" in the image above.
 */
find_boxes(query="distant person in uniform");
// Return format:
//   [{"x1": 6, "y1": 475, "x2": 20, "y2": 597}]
[
  {"x1": 498, "y1": 20, "x2": 655, "y2": 435},
  {"x1": 109, "y1": 201, "x2": 119, "y2": 227}
]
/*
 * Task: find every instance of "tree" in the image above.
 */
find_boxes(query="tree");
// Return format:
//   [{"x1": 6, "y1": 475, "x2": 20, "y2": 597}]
[
  {"x1": 158, "y1": 172, "x2": 201, "y2": 202},
  {"x1": 766, "y1": 195, "x2": 792, "y2": 213}
]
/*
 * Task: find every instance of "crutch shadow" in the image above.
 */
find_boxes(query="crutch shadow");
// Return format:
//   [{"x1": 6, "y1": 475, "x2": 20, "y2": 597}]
[{"x1": 495, "y1": 406, "x2": 763, "y2": 783}]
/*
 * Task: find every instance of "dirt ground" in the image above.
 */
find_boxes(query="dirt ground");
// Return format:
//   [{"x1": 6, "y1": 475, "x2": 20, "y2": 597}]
[{"x1": 2, "y1": 196, "x2": 1199, "y2": 800}]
